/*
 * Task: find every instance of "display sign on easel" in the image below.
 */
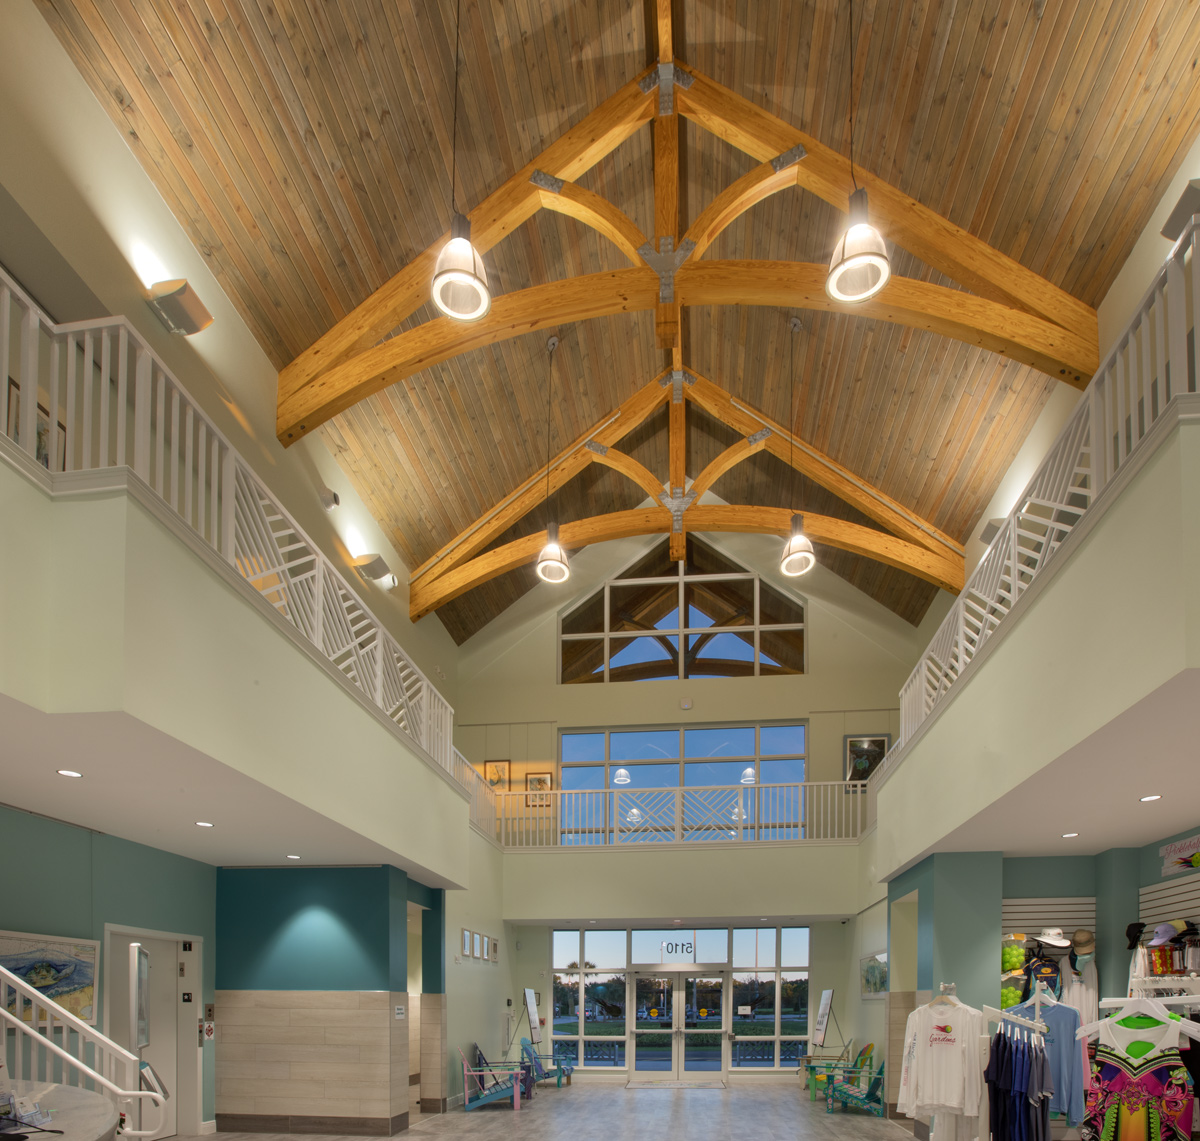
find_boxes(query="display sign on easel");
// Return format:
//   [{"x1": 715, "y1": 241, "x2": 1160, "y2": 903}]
[
  {"x1": 524, "y1": 987, "x2": 541, "y2": 1044},
  {"x1": 812, "y1": 988, "x2": 834, "y2": 1047}
]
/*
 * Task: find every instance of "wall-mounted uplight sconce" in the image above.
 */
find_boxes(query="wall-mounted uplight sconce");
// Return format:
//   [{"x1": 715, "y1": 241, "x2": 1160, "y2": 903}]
[
  {"x1": 146, "y1": 279, "x2": 213, "y2": 336},
  {"x1": 319, "y1": 487, "x2": 340, "y2": 511},
  {"x1": 353, "y1": 554, "x2": 397, "y2": 589}
]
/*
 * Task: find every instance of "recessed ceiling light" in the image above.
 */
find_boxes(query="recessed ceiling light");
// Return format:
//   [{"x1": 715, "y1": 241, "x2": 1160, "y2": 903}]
[
  {"x1": 673, "y1": 919, "x2": 682, "y2": 924},
  {"x1": 196, "y1": 821, "x2": 214, "y2": 828},
  {"x1": 1139, "y1": 794, "x2": 1161, "y2": 802},
  {"x1": 1062, "y1": 832, "x2": 1079, "y2": 839},
  {"x1": 286, "y1": 855, "x2": 301, "y2": 860},
  {"x1": 57, "y1": 769, "x2": 83, "y2": 778}
]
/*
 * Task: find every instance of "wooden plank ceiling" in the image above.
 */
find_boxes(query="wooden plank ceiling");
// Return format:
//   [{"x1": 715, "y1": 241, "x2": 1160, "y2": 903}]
[{"x1": 35, "y1": 0, "x2": 1200, "y2": 643}]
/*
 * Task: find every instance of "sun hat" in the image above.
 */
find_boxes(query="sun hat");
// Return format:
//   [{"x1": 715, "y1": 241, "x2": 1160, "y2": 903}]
[
  {"x1": 1148, "y1": 919, "x2": 1186, "y2": 947},
  {"x1": 1072, "y1": 929, "x2": 1096, "y2": 954},
  {"x1": 1037, "y1": 927, "x2": 1072, "y2": 947}
]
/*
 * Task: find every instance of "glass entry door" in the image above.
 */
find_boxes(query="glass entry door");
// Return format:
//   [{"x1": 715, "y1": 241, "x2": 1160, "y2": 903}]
[{"x1": 631, "y1": 972, "x2": 727, "y2": 1080}]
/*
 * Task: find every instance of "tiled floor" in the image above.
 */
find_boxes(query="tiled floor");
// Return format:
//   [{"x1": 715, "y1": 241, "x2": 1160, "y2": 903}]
[{"x1": 193, "y1": 1082, "x2": 910, "y2": 1140}]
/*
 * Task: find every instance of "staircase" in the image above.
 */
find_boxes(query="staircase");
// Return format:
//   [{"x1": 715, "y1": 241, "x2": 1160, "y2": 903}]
[{"x1": 1, "y1": 962, "x2": 165, "y2": 1136}]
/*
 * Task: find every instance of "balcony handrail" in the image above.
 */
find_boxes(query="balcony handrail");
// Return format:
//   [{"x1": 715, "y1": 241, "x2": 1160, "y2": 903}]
[
  {"x1": 476, "y1": 780, "x2": 868, "y2": 848},
  {"x1": 0, "y1": 963, "x2": 164, "y2": 1137},
  {"x1": 0, "y1": 261, "x2": 469, "y2": 792},
  {"x1": 875, "y1": 213, "x2": 1200, "y2": 786}
]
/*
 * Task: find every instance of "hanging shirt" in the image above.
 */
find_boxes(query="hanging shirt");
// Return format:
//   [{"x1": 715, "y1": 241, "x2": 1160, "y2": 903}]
[
  {"x1": 1009, "y1": 999, "x2": 1085, "y2": 1127},
  {"x1": 1060, "y1": 959, "x2": 1098, "y2": 1027},
  {"x1": 897, "y1": 1000, "x2": 985, "y2": 1119},
  {"x1": 1026, "y1": 1042, "x2": 1055, "y2": 1141},
  {"x1": 1083, "y1": 1015, "x2": 1196, "y2": 1141}
]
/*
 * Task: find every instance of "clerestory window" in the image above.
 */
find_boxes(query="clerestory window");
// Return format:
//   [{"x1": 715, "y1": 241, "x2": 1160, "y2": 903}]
[{"x1": 558, "y1": 536, "x2": 806, "y2": 683}]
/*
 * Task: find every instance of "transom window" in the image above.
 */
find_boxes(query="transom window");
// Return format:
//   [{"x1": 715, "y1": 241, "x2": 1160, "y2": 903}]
[{"x1": 559, "y1": 537, "x2": 806, "y2": 683}]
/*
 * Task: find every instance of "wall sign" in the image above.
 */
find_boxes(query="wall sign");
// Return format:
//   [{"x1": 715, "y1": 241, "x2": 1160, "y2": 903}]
[{"x1": 1161, "y1": 833, "x2": 1200, "y2": 876}]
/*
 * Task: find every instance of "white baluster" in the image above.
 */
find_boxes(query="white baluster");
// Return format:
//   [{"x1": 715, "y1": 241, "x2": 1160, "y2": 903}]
[
  {"x1": 1167, "y1": 250, "x2": 1188, "y2": 402},
  {"x1": 133, "y1": 344, "x2": 151, "y2": 480},
  {"x1": 18, "y1": 304, "x2": 38, "y2": 458},
  {"x1": 115, "y1": 326, "x2": 128, "y2": 466}
]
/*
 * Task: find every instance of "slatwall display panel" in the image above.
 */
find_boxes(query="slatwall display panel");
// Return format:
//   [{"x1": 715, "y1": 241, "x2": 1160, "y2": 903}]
[
  {"x1": 1001, "y1": 898, "x2": 1097, "y2": 940},
  {"x1": 1139, "y1": 877, "x2": 1200, "y2": 927}
]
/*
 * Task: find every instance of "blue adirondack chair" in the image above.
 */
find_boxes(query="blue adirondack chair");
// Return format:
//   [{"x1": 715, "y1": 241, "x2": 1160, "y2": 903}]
[
  {"x1": 826, "y1": 1060, "x2": 886, "y2": 1117},
  {"x1": 520, "y1": 1036, "x2": 574, "y2": 1088},
  {"x1": 459, "y1": 1047, "x2": 522, "y2": 1111}
]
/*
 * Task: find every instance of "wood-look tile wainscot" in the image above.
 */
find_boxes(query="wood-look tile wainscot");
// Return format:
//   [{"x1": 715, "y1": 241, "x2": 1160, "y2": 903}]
[{"x1": 215, "y1": 991, "x2": 410, "y2": 1136}]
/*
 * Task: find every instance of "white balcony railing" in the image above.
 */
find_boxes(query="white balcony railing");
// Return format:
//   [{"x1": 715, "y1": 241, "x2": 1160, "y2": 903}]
[
  {"x1": 878, "y1": 215, "x2": 1200, "y2": 783},
  {"x1": 0, "y1": 262, "x2": 474, "y2": 794},
  {"x1": 472, "y1": 782, "x2": 867, "y2": 849}
]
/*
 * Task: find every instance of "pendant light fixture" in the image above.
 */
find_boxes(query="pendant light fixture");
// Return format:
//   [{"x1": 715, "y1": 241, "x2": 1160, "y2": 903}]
[
  {"x1": 535, "y1": 336, "x2": 570, "y2": 584},
  {"x1": 780, "y1": 317, "x2": 816, "y2": 577},
  {"x1": 826, "y1": 0, "x2": 890, "y2": 304},
  {"x1": 613, "y1": 768, "x2": 632, "y2": 785},
  {"x1": 431, "y1": 0, "x2": 491, "y2": 321},
  {"x1": 739, "y1": 766, "x2": 757, "y2": 785}
]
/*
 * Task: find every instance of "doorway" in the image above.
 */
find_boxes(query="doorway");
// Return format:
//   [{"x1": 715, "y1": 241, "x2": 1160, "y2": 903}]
[
  {"x1": 630, "y1": 972, "x2": 727, "y2": 1083},
  {"x1": 104, "y1": 927, "x2": 202, "y2": 1140}
]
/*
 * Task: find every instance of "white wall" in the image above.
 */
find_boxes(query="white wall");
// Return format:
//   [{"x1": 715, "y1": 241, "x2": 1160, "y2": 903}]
[{"x1": 0, "y1": 0, "x2": 461, "y2": 702}]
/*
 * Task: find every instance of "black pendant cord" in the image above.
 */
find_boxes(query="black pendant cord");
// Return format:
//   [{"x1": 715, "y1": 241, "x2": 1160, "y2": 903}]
[
  {"x1": 848, "y1": 0, "x2": 859, "y2": 192},
  {"x1": 450, "y1": 0, "x2": 463, "y2": 215},
  {"x1": 545, "y1": 335, "x2": 558, "y2": 530},
  {"x1": 789, "y1": 317, "x2": 799, "y2": 513}
]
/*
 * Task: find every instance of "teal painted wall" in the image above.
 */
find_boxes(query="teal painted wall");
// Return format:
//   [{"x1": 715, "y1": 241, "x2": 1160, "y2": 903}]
[
  {"x1": 387, "y1": 866, "x2": 408, "y2": 993},
  {"x1": 0, "y1": 804, "x2": 217, "y2": 1119},
  {"x1": 1095, "y1": 848, "x2": 1139, "y2": 1000},
  {"x1": 217, "y1": 867, "x2": 397, "y2": 991},
  {"x1": 1002, "y1": 856, "x2": 1096, "y2": 898},
  {"x1": 889, "y1": 859, "x2": 935, "y2": 992},
  {"x1": 932, "y1": 852, "x2": 1002, "y2": 1012},
  {"x1": 422, "y1": 889, "x2": 446, "y2": 994}
]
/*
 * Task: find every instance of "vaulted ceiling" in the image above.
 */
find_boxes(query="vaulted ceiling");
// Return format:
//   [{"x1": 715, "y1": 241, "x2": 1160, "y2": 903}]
[{"x1": 35, "y1": 0, "x2": 1200, "y2": 643}]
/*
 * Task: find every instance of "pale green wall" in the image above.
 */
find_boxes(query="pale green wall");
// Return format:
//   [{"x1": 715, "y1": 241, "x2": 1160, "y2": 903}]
[{"x1": 876, "y1": 420, "x2": 1200, "y2": 880}]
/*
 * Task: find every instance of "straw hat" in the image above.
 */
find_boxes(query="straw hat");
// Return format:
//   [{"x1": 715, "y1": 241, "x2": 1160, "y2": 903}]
[{"x1": 1071, "y1": 929, "x2": 1095, "y2": 954}]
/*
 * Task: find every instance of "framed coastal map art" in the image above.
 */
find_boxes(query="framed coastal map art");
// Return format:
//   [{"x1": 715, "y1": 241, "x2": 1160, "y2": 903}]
[{"x1": 0, "y1": 929, "x2": 100, "y2": 1024}]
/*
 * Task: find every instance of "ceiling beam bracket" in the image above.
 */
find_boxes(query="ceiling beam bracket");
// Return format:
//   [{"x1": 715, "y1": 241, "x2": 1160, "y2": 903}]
[
  {"x1": 638, "y1": 61, "x2": 695, "y2": 116},
  {"x1": 660, "y1": 487, "x2": 697, "y2": 531},
  {"x1": 658, "y1": 367, "x2": 693, "y2": 402},
  {"x1": 529, "y1": 169, "x2": 565, "y2": 194},
  {"x1": 637, "y1": 236, "x2": 697, "y2": 303},
  {"x1": 746, "y1": 427, "x2": 772, "y2": 445},
  {"x1": 585, "y1": 439, "x2": 610, "y2": 456},
  {"x1": 770, "y1": 144, "x2": 808, "y2": 173}
]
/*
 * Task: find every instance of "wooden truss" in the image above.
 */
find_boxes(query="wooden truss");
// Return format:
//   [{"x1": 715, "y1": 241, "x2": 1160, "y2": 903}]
[{"x1": 275, "y1": 1, "x2": 1098, "y2": 619}]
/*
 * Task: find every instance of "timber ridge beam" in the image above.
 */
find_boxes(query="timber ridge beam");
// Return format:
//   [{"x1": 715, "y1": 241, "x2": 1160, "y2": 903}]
[{"x1": 276, "y1": 55, "x2": 1100, "y2": 446}]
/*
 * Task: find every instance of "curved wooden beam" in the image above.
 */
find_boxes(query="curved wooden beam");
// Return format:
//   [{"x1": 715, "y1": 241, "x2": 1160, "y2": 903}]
[
  {"x1": 590, "y1": 446, "x2": 665, "y2": 500},
  {"x1": 411, "y1": 375, "x2": 671, "y2": 587},
  {"x1": 684, "y1": 160, "x2": 803, "y2": 261},
  {"x1": 688, "y1": 431, "x2": 772, "y2": 501},
  {"x1": 277, "y1": 67, "x2": 658, "y2": 428},
  {"x1": 674, "y1": 65, "x2": 1098, "y2": 346},
  {"x1": 410, "y1": 499, "x2": 965, "y2": 620},
  {"x1": 684, "y1": 371, "x2": 963, "y2": 559},
  {"x1": 683, "y1": 505, "x2": 965, "y2": 594},
  {"x1": 677, "y1": 261, "x2": 1097, "y2": 384},
  {"x1": 410, "y1": 508, "x2": 673, "y2": 620},
  {"x1": 277, "y1": 268, "x2": 659, "y2": 442},
  {"x1": 536, "y1": 181, "x2": 649, "y2": 265}
]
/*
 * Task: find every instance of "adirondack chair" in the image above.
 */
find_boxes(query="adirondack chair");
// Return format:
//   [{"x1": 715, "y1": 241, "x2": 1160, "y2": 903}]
[
  {"x1": 477, "y1": 1044, "x2": 533, "y2": 1099},
  {"x1": 520, "y1": 1036, "x2": 574, "y2": 1088},
  {"x1": 804, "y1": 1041, "x2": 873, "y2": 1101},
  {"x1": 459, "y1": 1047, "x2": 522, "y2": 1112},
  {"x1": 826, "y1": 1060, "x2": 886, "y2": 1117}
]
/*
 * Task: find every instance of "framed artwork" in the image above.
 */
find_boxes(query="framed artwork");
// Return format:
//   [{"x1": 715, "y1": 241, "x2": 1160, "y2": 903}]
[
  {"x1": 482, "y1": 935, "x2": 490, "y2": 960},
  {"x1": 7, "y1": 380, "x2": 66, "y2": 472},
  {"x1": 484, "y1": 761, "x2": 510, "y2": 792},
  {"x1": 526, "y1": 771, "x2": 552, "y2": 807},
  {"x1": 462, "y1": 928, "x2": 472, "y2": 957},
  {"x1": 491, "y1": 939, "x2": 500, "y2": 962},
  {"x1": 844, "y1": 734, "x2": 891, "y2": 782},
  {"x1": 473, "y1": 932, "x2": 482, "y2": 959},
  {"x1": 860, "y1": 951, "x2": 888, "y2": 998},
  {"x1": 0, "y1": 928, "x2": 100, "y2": 1024}
]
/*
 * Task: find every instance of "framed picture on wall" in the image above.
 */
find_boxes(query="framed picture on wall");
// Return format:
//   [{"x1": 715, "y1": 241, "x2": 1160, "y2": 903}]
[
  {"x1": 492, "y1": 939, "x2": 500, "y2": 962},
  {"x1": 860, "y1": 951, "x2": 888, "y2": 998},
  {"x1": 482, "y1": 935, "x2": 490, "y2": 960},
  {"x1": 844, "y1": 735, "x2": 891, "y2": 782},
  {"x1": 526, "y1": 772, "x2": 552, "y2": 807},
  {"x1": 473, "y1": 932, "x2": 482, "y2": 958},
  {"x1": 462, "y1": 928, "x2": 472, "y2": 958},
  {"x1": 0, "y1": 929, "x2": 100, "y2": 1024},
  {"x1": 484, "y1": 761, "x2": 510, "y2": 792}
]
